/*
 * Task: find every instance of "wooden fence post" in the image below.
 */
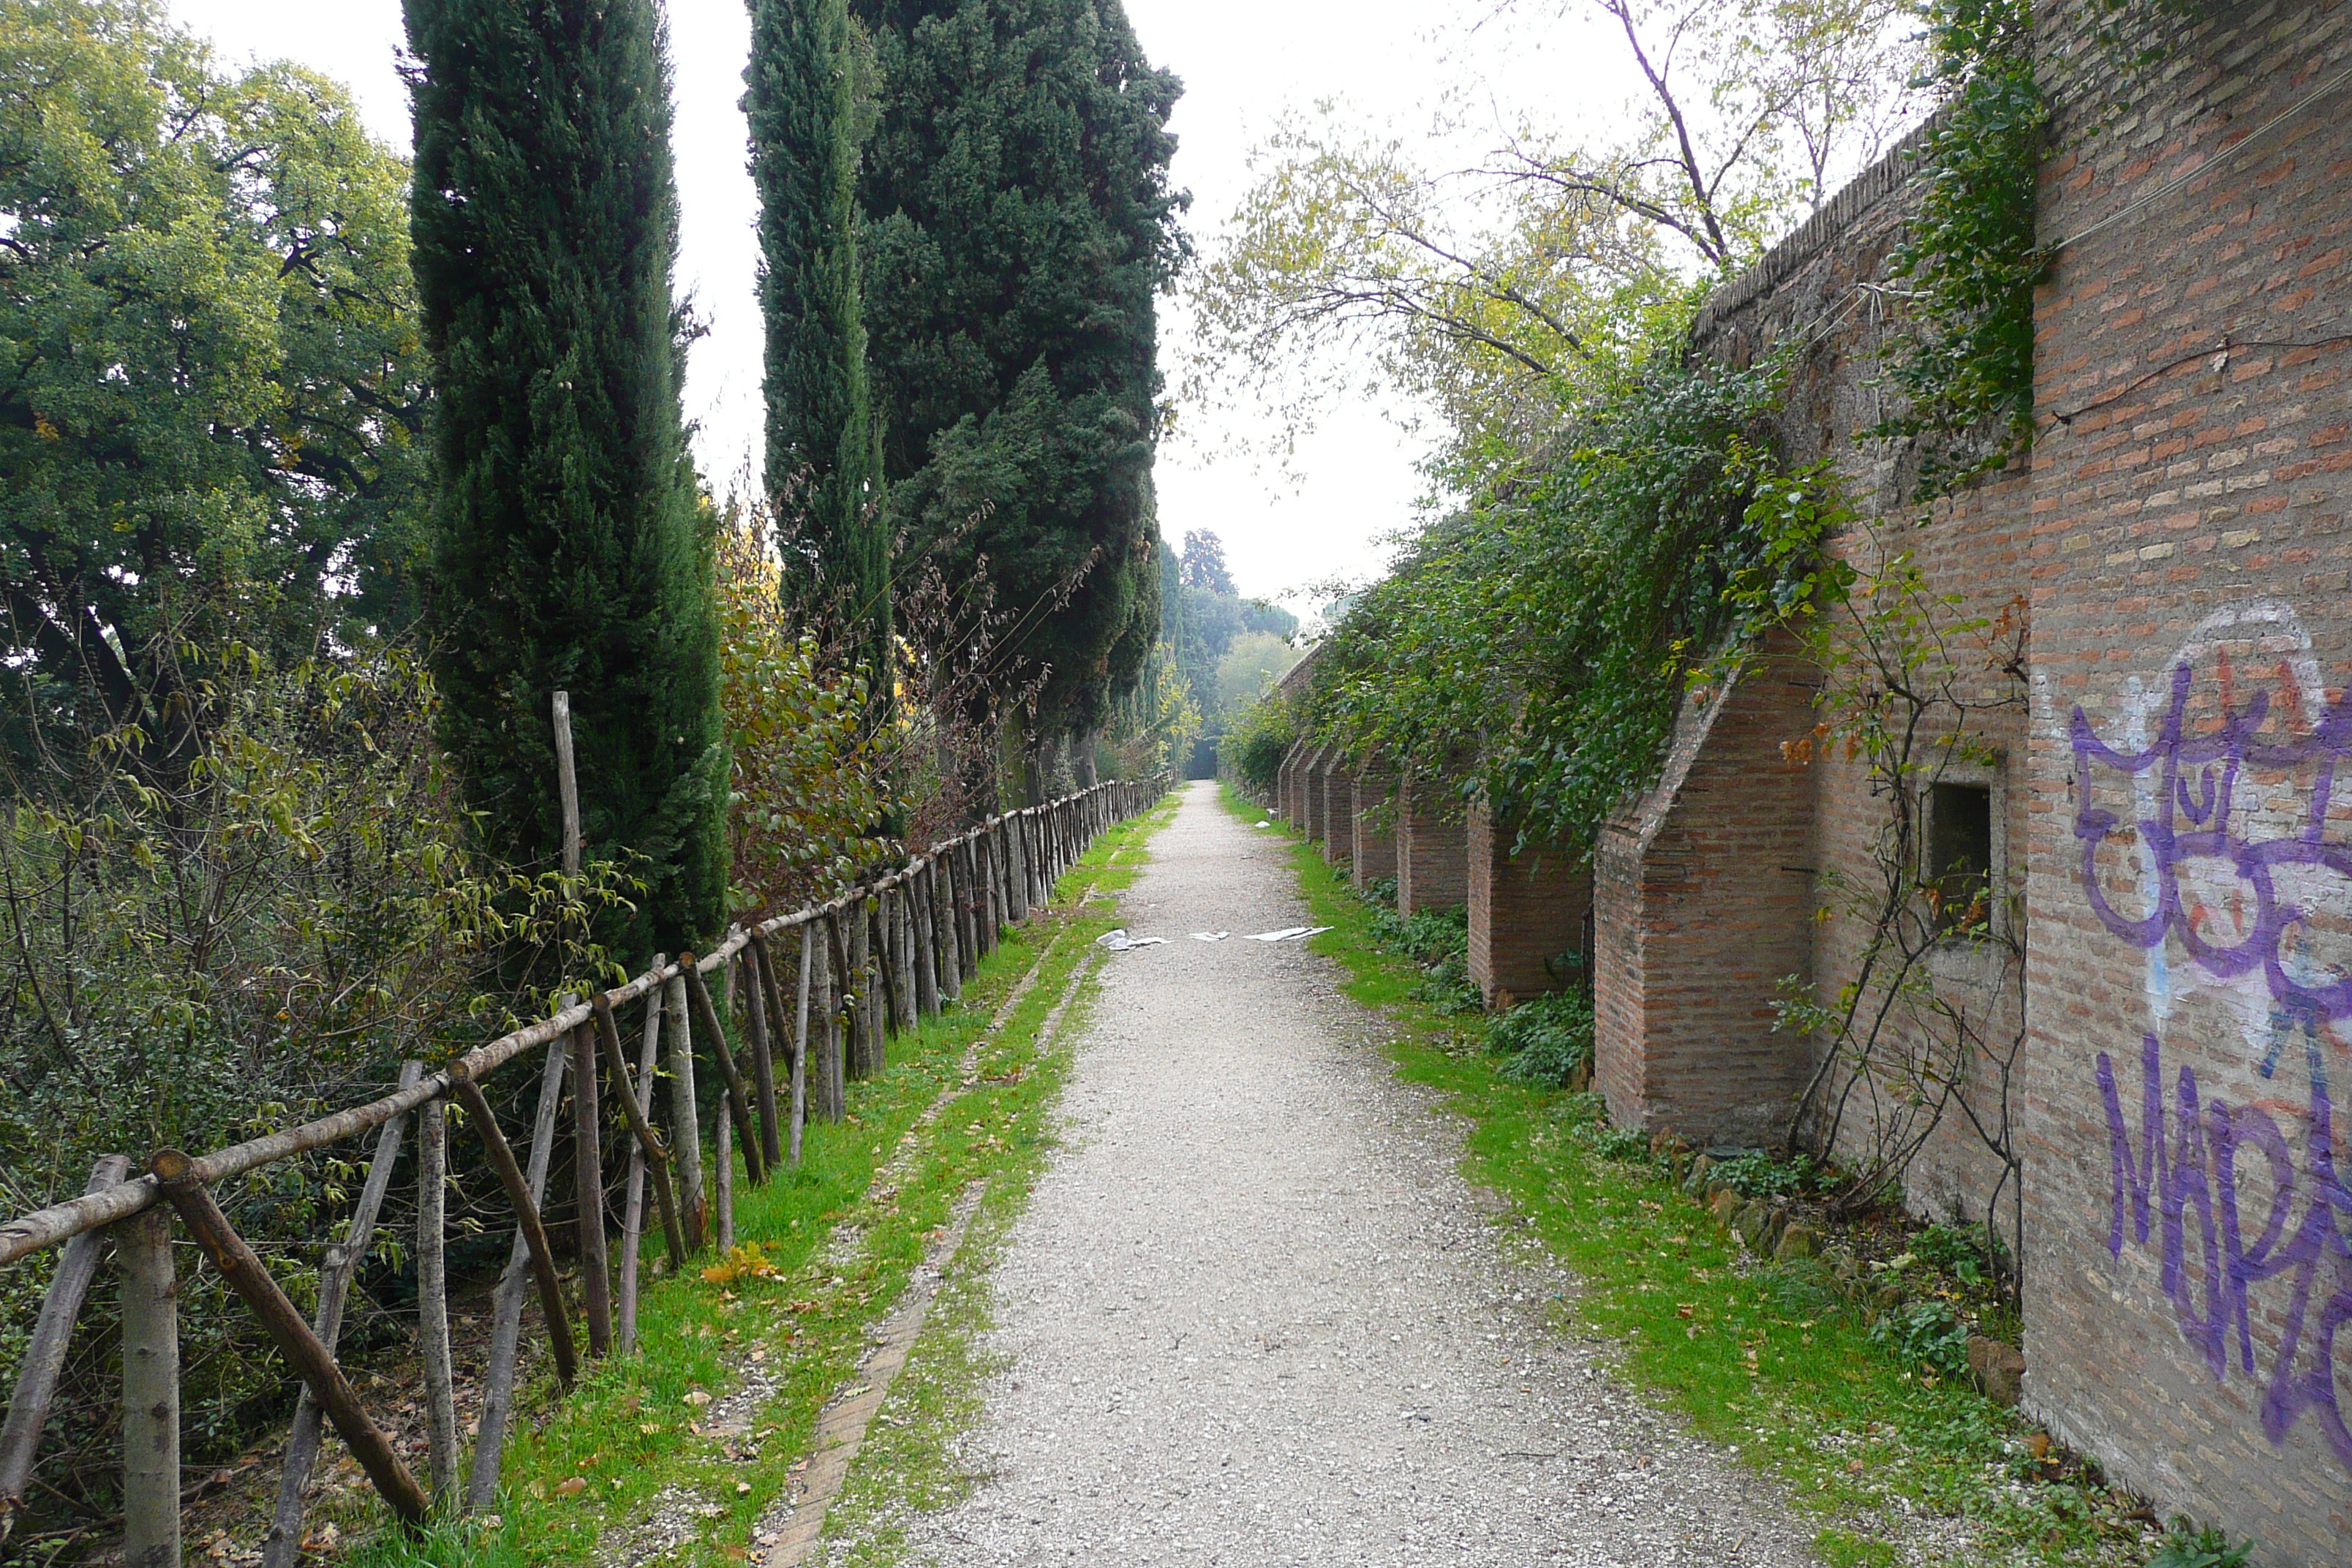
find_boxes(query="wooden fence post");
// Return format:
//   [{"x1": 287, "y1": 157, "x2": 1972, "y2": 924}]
[
  {"x1": 892, "y1": 886, "x2": 919, "y2": 1032},
  {"x1": 570, "y1": 1021, "x2": 611, "y2": 1357},
  {"x1": 664, "y1": 974, "x2": 704, "y2": 1252},
  {"x1": 467, "y1": 1036, "x2": 570, "y2": 1512},
  {"x1": 743, "y1": 938, "x2": 781, "y2": 1167},
  {"x1": 821, "y1": 910, "x2": 848, "y2": 1118},
  {"x1": 262, "y1": 1060, "x2": 421, "y2": 1568},
  {"x1": 1005, "y1": 815, "x2": 1030, "y2": 924},
  {"x1": 682, "y1": 957, "x2": 766, "y2": 1186},
  {"x1": 592, "y1": 997, "x2": 685, "y2": 1273},
  {"x1": 912, "y1": 864, "x2": 939, "y2": 1019},
  {"x1": 116, "y1": 1201, "x2": 178, "y2": 1568},
  {"x1": 418, "y1": 1097, "x2": 458, "y2": 1509},
  {"x1": 714, "y1": 1106, "x2": 734, "y2": 1254},
  {"x1": 151, "y1": 1152, "x2": 429, "y2": 1530},
  {"x1": 791, "y1": 926, "x2": 811, "y2": 1165},
  {"x1": 0, "y1": 1156, "x2": 129, "y2": 1545},
  {"x1": 847, "y1": 898, "x2": 873, "y2": 1079},
  {"x1": 617, "y1": 973, "x2": 663, "y2": 1352}
]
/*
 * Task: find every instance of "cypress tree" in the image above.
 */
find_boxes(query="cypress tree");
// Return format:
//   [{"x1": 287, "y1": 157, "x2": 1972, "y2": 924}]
[
  {"x1": 745, "y1": 0, "x2": 890, "y2": 692},
  {"x1": 405, "y1": 0, "x2": 726, "y2": 957},
  {"x1": 853, "y1": 0, "x2": 1183, "y2": 755}
]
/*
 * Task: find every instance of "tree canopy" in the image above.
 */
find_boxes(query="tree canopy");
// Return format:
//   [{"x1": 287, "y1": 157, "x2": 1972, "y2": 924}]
[
  {"x1": 0, "y1": 0, "x2": 431, "y2": 766},
  {"x1": 746, "y1": 0, "x2": 891, "y2": 691},
  {"x1": 854, "y1": 0, "x2": 1186, "y2": 754},
  {"x1": 407, "y1": 0, "x2": 726, "y2": 957}
]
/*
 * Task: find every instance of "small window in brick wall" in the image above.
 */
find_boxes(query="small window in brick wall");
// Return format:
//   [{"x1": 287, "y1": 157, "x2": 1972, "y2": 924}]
[{"x1": 1926, "y1": 780, "x2": 1994, "y2": 935}]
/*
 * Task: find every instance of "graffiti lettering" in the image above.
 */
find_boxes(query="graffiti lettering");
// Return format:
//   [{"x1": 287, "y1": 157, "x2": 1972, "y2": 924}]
[
  {"x1": 2072, "y1": 657, "x2": 2352, "y2": 1025},
  {"x1": 2097, "y1": 1032, "x2": 2352, "y2": 1467}
]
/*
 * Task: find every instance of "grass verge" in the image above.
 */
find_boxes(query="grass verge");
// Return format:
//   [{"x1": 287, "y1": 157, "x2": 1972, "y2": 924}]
[
  {"x1": 1223, "y1": 783, "x2": 2168, "y2": 1568},
  {"x1": 345, "y1": 794, "x2": 1177, "y2": 1568}
]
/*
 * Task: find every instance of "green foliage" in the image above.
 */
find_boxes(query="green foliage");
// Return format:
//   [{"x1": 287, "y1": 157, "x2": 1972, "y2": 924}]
[
  {"x1": 747, "y1": 0, "x2": 890, "y2": 690},
  {"x1": 1318, "y1": 355, "x2": 1828, "y2": 853},
  {"x1": 1365, "y1": 902, "x2": 1480, "y2": 1014},
  {"x1": 1486, "y1": 990, "x2": 1594, "y2": 1086},
  {"x1": 407, "y1": 0, "x2": 727, "y2": 958},
  {"x1": 0, "y1": 0, "x2": 431, "y2": 757},
  {"x1": 2149, "y1": 1520, "x2": 2255, "y2": 1568},
  {"x1": 1869, "y1": 1297, "x2": 1972, "y2": 1377},
  {"x1": 1708, "y1": 1149, "x2": 1831, "y2": 1199},
  {"x1": 714, "y1": 508, "x2": 892, "y2": 916},
  {"x1": 856, "y1": 0, "x2": 1185, "y2": 742},
  {"x1": 1218, "y1": 691, "x2": 1296, "y2": 792},
  {"x1": 0, "y1": 641, "x2": 627, "y2": 1501},
  {"x1": 1871, "y1": 0, "x2": 2048, "y2": 496}
]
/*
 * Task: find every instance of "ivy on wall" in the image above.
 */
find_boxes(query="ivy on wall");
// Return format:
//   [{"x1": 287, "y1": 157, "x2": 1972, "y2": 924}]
[{"x1": 1872, "y1": 0, "x2": 2048, "y2": 498}]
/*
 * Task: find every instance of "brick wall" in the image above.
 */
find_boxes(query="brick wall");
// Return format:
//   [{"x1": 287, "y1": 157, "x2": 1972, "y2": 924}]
[
  {"x1": 1353, "y1": 766, "x2": 1398, "y2": 888},
  {"x1": 1594, "y1": 630, "x2": 1820, "y2": 1145},
  {"x1": 1467, "y1": 794, "x2": 1592, "y2": 1008},
  {"x1": 1321, "y1": 755, "x2": 1352, "y2": 864},
  {"x1": 2012, "y1": 5, "x2": 2352, "y2": 1553},
  {"x1": 1396, "y1": 766, "x2": 1469, "y2": 914},
  {"x1": 1302, "y1": 745, "x2": 1331, "y2": 841}
]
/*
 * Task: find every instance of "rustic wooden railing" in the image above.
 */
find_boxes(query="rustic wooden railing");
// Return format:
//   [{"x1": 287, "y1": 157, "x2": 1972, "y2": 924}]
[{"x1": 0, "y1": 774, "x2": 1161, "y2": 1565}]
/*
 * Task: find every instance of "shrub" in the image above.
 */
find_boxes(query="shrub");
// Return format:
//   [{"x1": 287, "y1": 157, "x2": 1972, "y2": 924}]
[
  {"x1": 1708, "y1": 1149, "x2": 1827, "y2": 1199},
  {"x1": 1869, "y1": 1297, "x2": 1972, "y2": 1376},
  {"x1": 2149, "y1": 1521, "x2": 2254, "y2": 1568},
  {"x1": 1488, "y1": 990, "x2": 1594, "y2": 1086},
  {"x1": 1218, "y1": 694, "x2": 1295, "y2": 791}
]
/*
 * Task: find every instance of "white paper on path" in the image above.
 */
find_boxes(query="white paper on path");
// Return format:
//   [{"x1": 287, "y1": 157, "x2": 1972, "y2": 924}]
[
  {"x1": 1244, "y1": 926, "x2": 1332, "y2": 942},
  {"x1": 1094, "y1": 928, "x2": 1169, "y2": 951},
  {"x1": 1190, "y1": 931, "x2": 1230, "y2": 942}
]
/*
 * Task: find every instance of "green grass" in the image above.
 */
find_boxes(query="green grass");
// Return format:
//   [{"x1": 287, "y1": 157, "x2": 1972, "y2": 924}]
[
  {"x1": 346, "y1": 796, "x2": 1178, "y2": 1567},
  {"x1": 1222, "y1": 781, "x2": 2162, "y2": 1568}
]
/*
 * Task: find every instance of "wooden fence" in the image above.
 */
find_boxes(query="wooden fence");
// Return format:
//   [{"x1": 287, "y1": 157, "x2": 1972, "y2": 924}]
[{"x1": 0, "y1": 774, "x2": 1160, "y2": 1566}]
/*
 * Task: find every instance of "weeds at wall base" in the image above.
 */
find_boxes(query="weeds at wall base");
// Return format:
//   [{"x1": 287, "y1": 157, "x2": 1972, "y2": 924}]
[{"x1": 1223, "y1": 782, "x2": 2205, "y2": 1567}]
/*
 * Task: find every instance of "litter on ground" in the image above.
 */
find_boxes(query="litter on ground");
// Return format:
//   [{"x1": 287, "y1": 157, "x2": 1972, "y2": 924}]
[
  {"x1": 1245, "y1": 926, "x2": 1332, "y2": 943},
  {"x1": 1095, "y1": 929, "x2": 1169, "y2": 951},
  {"x1": 1190, "y1": 931, "x2": 1231, "y2": 942}
]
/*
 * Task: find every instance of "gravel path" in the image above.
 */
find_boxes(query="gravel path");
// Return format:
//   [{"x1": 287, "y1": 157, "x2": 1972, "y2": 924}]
[{"x1": 894, "y1": 781, "x2": 1822, "y2": 1567}]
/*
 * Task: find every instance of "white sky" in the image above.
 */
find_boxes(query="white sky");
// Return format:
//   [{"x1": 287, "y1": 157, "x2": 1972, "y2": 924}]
[{"x1": 168, "y1": 0, "x2": 1632, "y2": 606}]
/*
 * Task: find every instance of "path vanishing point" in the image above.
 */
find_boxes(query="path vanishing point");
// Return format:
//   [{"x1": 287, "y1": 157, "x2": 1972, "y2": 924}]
[{"x1": 835, "y1": 782, "x2": 1820, "y2": 1565}]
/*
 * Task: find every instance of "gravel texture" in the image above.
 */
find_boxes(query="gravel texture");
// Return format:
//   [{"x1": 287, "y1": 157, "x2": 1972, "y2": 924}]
[{"x1": 892, "y1": 782, "x2": 1823, "y2": 1567}]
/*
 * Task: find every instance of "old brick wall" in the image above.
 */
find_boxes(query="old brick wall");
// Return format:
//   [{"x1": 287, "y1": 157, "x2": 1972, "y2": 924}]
[
  {"x1": 1353, "y1": 766, "x2": 1398, "y2": 887},
  {"x1": 1397, "y1": 766, "x2": 1469, "y2": 915},
  {"x1": 1303, "y1": 745, "x2": 1332, "y2": 842},
  {"x1": 1594, "y1": 630, "x2": 1820, "y2": 1143},
  {"x1": 1321, "y1": 757, "x2": 1352, "y2": 864},
  {"x1": 1468, "y1": 795, "x2": 1592, "y2": 1008},
  {"x1": 2015, "y1": 3, "x2": 2352, "y2": 1553}
]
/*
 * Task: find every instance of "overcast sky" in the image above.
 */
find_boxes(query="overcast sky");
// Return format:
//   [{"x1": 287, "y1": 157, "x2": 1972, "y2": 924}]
[{"x1": 168, "y1": 0, "x2": 1630, "y2": 606}]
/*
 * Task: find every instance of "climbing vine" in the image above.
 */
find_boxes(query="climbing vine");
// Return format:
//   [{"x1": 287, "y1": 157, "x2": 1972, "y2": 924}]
[
  {"x1": 1313, "y1": 355, "x2": 1833, "y2": 855},
  {"x1": 1872, "y1": 0, "x2": 2048, "y2": 498}
]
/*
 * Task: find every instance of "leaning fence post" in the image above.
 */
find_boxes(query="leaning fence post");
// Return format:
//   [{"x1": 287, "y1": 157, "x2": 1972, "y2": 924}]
[
  {"x1": 682, "y1": 957, "x2": 766, "y2": 1186},
  {"x1": 418, "y1": 1096, "x2": 459, "y2": 1509},
  {"x1": 664, "y1": 973, "x2": 704, "y2": 1252},
  {"x1": 466, "y1": 1035, "x2": 570, "y2": 1512},
  {"x1": 151, "y1": 1151, "x2": 429, "y2": 1530},
  {"x1": 742, "y1": 936, "x2": 782, "y2": 1167},
  {"x1": 117, "y1": 1199, "x2": 179, "y2": 1568},
  {"x1": 592, "y1": 995, "x2": 685, "y2": 1273},
  {"x1": 617, "y1": 971, "x2": 663, "y2": 1353},
  {"x1": 570, "y1": 1020, "x2": 612, "y2": 1357},
  {"x1": 0, "y1": 1156, "x2": 129, "y2": 1546},
  {"x1": 263, "y1": 1061, "x2": 421, "y2": 1568}
]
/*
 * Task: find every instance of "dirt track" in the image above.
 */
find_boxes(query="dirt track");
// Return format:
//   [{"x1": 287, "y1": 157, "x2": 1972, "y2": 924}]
[{"x1": 880, "y1": 781, "x2": 1818, "y2": 1567}]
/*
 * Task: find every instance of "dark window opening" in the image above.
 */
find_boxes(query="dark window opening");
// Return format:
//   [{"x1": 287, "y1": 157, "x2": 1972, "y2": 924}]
[{"x1": 1928, "y1": 782, "x2": 1994, "y2": 934}]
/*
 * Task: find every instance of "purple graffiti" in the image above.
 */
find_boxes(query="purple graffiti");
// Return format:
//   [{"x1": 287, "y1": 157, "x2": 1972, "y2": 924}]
[
  {"x1": 2098, "y1": 1033, "x2": 2352, "y2": 1467},
  {"x1": 2072, "y1": 658, "x2": 2352, "y2": 1023}
]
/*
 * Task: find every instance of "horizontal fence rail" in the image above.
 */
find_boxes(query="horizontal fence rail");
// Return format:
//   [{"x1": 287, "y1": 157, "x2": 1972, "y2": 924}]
[{"x1": 0, "y1": 777, "x2": 1161, "y2": 1561}]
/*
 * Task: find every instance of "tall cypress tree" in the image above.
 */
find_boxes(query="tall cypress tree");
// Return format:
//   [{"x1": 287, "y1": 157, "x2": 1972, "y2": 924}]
[
  {"x1": 406, "y1": 0, "x2": 726, "y2": 957},
  {"x1": 745, "y1": 0, "x2": 889, "y2": 692},
  {"x1": 853, "y1": 0, "x2": 1183, "y2": 757}
]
